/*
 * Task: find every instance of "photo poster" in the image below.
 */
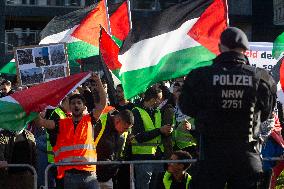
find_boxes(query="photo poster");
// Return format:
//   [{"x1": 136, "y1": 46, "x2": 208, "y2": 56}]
[
  {"x1": 15, "y1": 43, "x2": 70, "y2": 86},
  {"x1": 245, "y1": 42, "x2": 278, "y2": 71}
]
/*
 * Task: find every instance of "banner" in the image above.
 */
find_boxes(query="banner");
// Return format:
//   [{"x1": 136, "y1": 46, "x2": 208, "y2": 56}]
[{"x1": 245, "y1": 42, "x2": 278, "y2": 71}]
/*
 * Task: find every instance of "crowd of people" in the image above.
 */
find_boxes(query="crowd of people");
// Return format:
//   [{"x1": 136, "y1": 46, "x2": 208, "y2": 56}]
[{"x1": 0, "y1": 27, "x2": 283, "y2": 189}]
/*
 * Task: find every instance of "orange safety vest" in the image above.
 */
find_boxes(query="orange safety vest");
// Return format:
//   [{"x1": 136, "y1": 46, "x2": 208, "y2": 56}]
[{"x1": 53, "y1": 115, "x2": 101, "y2": 179}]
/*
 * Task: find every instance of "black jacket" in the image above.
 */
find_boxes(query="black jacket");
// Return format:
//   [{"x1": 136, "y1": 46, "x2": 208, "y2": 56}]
[
  {"x1": 96, "y1": 111, "x2": 129, "y2": 182},
  {"x1": 179, "y1": 51, "x2": 276, "y2": 141}
]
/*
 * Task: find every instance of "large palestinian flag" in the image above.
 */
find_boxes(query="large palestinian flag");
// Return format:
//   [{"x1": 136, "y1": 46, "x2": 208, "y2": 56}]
[
  {"x1": 40, "y1": 1, "x2": 129, "y2": 60},
  {"x1": 118, "y1": 0, "x2": 227, "y2": 99},
  {"x1": 0, "y1": 72, "x2": 90, "y2": 131}
]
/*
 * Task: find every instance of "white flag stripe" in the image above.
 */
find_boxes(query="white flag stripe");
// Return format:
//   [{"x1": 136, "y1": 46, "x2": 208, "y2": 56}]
[
  {"x1": 39, "y1": 25, "x2": 80, "y2": 45},
  {"x1": 118, "y1": 18, "x2": 200, "y2": 73}
]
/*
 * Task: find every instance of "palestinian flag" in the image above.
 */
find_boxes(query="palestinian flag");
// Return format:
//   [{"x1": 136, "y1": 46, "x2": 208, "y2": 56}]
[
  {"x1": 0, "y1": 72, "x2": 90, "y2": 131},
  {"x1": 100, "y1": 27, "x2": 122, "y2": 78},
  {"x1": 40, "y1": 1, "x2": 129, "y2": 60},
  {"x1": 118, "y1": 0, "x2": 228, "y2": 99},
  {"x1": 99, "y1": 28, "x2": 122, "y2": 86}
]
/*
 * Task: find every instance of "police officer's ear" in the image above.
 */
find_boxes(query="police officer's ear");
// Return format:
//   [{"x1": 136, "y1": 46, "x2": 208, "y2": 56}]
[
  {"x1": 218, "y1": 43, "x2": 222, "y2": 53},
  {"x1": 218, "y1": 43, "x2": 230, "y2": 53}
]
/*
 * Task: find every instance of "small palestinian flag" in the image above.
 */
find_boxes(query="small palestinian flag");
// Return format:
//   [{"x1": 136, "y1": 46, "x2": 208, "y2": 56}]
[
  {"x1": 0, "y1": 72, "x2": 90, "y2": 131},
  {"x1": 118, "y1": 0, "x2": 228, "y2": 99},
  {"x1": 100, "y1": 28, "x2": 122, "y2": 78},
  {"x1": 40, "y1": 1, "x2": 129, "y2": 60}
]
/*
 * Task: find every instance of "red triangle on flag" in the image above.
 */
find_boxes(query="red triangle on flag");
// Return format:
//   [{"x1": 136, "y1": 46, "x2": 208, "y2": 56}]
[
  {"x1": 110, "y1": 1, "x2": 130, "y2": 41},
  {"x1": 71, "y1": 0, "x2": 108, "y2": 47},
  {"x1": 11, "y1": 72, "x2": 90, "y2": 114},
  {"x1": 99, "y1": 28, "x2": 122, "y2": 71},
  {"x1": 188, "y1": 0, "x2": 228, "y2": 55}
]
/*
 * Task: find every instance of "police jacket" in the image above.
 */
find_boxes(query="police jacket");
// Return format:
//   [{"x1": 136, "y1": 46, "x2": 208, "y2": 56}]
[{"x1": 178, "y1": 51, "x2": 277, "y2": 141}]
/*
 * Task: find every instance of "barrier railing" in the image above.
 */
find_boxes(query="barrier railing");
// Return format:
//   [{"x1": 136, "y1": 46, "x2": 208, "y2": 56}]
[
  {"x1": 43, "y1": 159, "x2": 198, "y2": 189},
  {"x1": 6, "y1": 164, "x2": 37, "y2": 189}
]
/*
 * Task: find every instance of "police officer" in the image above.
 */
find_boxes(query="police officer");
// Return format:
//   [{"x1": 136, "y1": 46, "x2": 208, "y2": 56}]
[{"x1": 178, "y1": 27, "x2": 277, "y2": 189}]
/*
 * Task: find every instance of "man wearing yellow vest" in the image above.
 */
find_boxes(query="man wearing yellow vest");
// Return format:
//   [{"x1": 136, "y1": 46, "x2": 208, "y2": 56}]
[
  {"x1": 36, "y1": 73, "x2": 106, "y2": 189},
  {"x1": 156, "y1": 150, "x2": 192, "y2": 189},
  {"x1": 131, "y1": 87, "x2": 173, "y2": 189},
  {"x1": 45, "y1": 98, "x2": 70, "y2": 189}
]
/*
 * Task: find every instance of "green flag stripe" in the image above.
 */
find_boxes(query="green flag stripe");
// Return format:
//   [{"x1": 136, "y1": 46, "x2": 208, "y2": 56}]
[
  {"x1": 112, "y1": 69, "x2": 120, "y2": 79},
  {"x1": 120, "y1": 46, "x2": 215, "y2": 99},
  {"x1": 111, "y1": 36, "x2": 123, "y2": 48},
  {"x1": 0, "y1": 100, "x2": 38, "y2": 131},
  {"x1": 67, "y1": 40, "x2": 99, "y2": 60}
]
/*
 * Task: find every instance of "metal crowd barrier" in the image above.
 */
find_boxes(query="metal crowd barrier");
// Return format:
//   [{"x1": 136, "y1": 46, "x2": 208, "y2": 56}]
[
  {"x1": 41, "y1": 157, "x2": 284, "y2": 189},
  {"x1": 43, "y1": 159, "x2": 198, "y2": 189},
  {"x1": 6, "y1": 164, "x2": 37, "y2": 189}
]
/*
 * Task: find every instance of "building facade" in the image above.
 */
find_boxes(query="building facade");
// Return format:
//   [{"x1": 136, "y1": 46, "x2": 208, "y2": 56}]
[{"x1": 0, "y1": 0, "x2": 283, "y2": 68}]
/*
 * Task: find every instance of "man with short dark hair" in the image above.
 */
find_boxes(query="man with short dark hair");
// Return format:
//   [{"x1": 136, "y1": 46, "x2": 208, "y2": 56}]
[
  {"x1": 115, "y1": 84, "x2": 134, "y2": 111},
  {"x1": 131, "y1": 86, "x2": 173, "y2": 189},
  {"x1": 96, "y1": 109, "x2": 134, "y2": 189},
  {"x1": 179, "y1": 27, "x2": 277, "y2": 188},
  {"x1": 36, "y1": 73, "x2": 106, "y2": 189},
  {"x1": 0, "y1": 79, "x2": 14, "y2": 98}
]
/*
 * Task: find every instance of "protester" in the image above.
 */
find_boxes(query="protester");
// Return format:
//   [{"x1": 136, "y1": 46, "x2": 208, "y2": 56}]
[
  {"x1": 131, "y1": 86, "x2": 173, "y2": 189},
  {"x1": 111, "y1": 84, "x2": 135, "y2": 189},
  {"x1": 0, "y1": 79, "x2": 14, "y2": 97},
  {"x1": 155, "y1": 150, "x2": 192, "y2": 189},
  {"x1": 44, "y1": 96, "x2": 71, "y2": 189},
  {"x1": 158, "y1": 84, "x2": 175, "y2": 159},
  {"x1": 35, "y1": 72, "x2": 106, "y2": 189},
  {"x1": 114, "y1": 84, "x2": 134, "y2": 111},
  {"x1": 179, "y1": 27, "x2": 277, "y2": 188},
  {"x1": 96, "y1": 109, "x2": 134, "y2": 189},
  {"x1": 0, "y1": 128, "x2": 37, "y2": 189},
  {"x1": 172, "y1": 86, "x2": 197, "y2": 158}
]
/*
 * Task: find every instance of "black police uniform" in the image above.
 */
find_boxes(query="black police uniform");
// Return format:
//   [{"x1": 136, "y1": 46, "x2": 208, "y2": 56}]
[{"x1": 178, "y1": 51, "x2": 276, "y2": 189}]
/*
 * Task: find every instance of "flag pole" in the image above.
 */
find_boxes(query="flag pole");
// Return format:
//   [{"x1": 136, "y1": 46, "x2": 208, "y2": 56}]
[
  {"x1": 127, "y1": 0, "x2": 133, "y2": 29},
  {"x1": 104, "y1": 0, "x2": 112, "y2": 34},
  {"x1": 99, "y1": 55, "x2": 117, "y2": 106},
  {"x1": 224, "y1": 0, "x2": 229, "y2": 26}
]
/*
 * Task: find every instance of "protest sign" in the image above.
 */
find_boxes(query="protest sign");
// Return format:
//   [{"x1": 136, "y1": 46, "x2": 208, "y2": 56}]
[{"x1": 15, "y1": 43, "x2": 69, "y2": 86}]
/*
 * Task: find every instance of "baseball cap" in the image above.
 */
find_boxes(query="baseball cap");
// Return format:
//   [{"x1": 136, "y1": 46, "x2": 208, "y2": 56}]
[{"x1": 220, "y1": 27, "x2": 249, "y2": 50}]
